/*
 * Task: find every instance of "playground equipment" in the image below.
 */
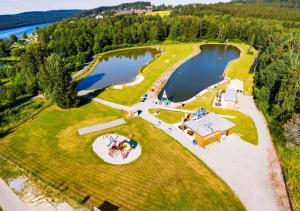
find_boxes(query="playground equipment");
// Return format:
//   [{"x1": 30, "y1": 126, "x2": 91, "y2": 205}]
[
  {"x1": 192, "y1": 108, "x2": 206, "y2": 118},
  {"x1": 107, "y1": 135, "x2": 118, "y2": 147},
  {"x1": 108, "y1": 139, "x2": 138, "y2": 159}
]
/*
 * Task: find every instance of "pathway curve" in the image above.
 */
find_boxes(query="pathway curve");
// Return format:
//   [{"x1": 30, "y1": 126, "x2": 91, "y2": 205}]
[{"x1": 85, "y1": 95, "x2": 290, "y2": 211}]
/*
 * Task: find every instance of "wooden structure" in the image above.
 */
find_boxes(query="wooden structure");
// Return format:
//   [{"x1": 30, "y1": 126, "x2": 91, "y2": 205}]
[{"x1": 184, "y1": 113, "x2": 236, "y2": 147}]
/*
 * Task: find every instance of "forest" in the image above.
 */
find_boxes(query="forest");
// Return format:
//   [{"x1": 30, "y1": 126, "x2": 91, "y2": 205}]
[{"x1": 1, "y1": 3, "x2": 299, "y2": 120}]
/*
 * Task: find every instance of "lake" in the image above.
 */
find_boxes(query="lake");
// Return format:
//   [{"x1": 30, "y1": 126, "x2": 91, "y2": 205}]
[
  {"x1": 0, "y1": 23, "x2": 50, "y2": 40},
  {"x1": 159, "y1": 44, "x2": 240, "y2": 102},
  {"x1": 77, "y1": 48, "x2": 157, "y2": 91}
]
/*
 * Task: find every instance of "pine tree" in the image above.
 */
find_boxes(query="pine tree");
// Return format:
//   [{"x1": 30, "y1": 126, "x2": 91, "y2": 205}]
[{"x1": 39, "y1": 53, "x2": 79, "y2": 108}]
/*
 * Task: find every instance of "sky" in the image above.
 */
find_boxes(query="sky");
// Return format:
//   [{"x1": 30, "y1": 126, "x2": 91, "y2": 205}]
[{"x1": 0, "y1": 0, "x2": 230, "y2": 15}]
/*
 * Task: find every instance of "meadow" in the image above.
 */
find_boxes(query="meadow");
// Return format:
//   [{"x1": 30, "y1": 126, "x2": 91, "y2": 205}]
[{"x1": 0, "y1": 101, "x2": 245, "y2": 210}]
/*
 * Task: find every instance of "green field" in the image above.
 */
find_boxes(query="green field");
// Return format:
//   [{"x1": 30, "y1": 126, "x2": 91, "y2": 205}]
[
  {"x1": 96, "y1": 44, "x2": 195, "y2": 105},
  {"x1": 0, "y1": 101, "x2": 245, "y2": 210},
  {"x1": 146, "y1": 11, "x2": 171, "y2": 17},
  {"x1": 0, "y1": 98, "x2": 50, "y2": 137},
  {"x1": 149, "y1": 109, "x2": 186, "y2": 124},
  {"x1": 224, "y1": 42, "x2": 258, "y2": 95}
]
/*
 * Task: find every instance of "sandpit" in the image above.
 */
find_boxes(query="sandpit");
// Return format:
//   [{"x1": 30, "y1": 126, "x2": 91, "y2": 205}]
[
  {"x1": 92, "y1": 133, "x2": 142, "y2": 165},
  {"x1": 112, "y1": 74, "x2": 144, "y2": 89}
]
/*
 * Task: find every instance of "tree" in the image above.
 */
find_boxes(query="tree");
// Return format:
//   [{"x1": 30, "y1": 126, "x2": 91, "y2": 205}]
[
  {"x1": 272, "y1": 66, "x2": 300, "y2": 121},
  {"x1": 0, "y1": 41, "x2": 10, "y2": 58},
  {"x1": 22, "y1": 32, "x2": 28, "y2": 40},
  {"x1": 9, "y1": 34, "x2": 18, "y2": 43},
  {"x1": 39, "y1": 53, "x2": 79, "y2": 108}
]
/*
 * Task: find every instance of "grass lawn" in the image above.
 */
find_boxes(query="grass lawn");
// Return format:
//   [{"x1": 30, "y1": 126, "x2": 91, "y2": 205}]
[
  {"x1": 96, "y1": 44, "x2": 195, "y2": 105},
  {"x1": 149, "y1": 109, "x2": 186, "y2": 124},
  {"x1": 149, "y1": 81, "x2": 257, "y2": 144},
  {"x1": 146, "y1": 11, "x2": 171, "y2": 17},
  {"x1": 224, "y1": 42, "x2": 258, "y2": 95},
  {"x1": 181, "y1": 84, "x2": 258, "y2": 145},
  {"x1": 268, "y1": 120, "x2": 300, "y2": 211},
  {"x1": 0, "y1": 101, "x2": 245, "y2": 210},
  {"x1": 0, "y1": 98, "x2": 50, "y2": 137},
  {"x1": 0, "y1": 56, "x2": 20, "y2": 62}
]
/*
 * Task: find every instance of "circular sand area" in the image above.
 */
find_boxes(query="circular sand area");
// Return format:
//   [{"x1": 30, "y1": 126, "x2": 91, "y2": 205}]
[
  {"x1": 92, "y1": 134, "x2": 142, "y2": 165},
  {"x1": 112, "y1": 74, "x2": 144, "y2": 89}
]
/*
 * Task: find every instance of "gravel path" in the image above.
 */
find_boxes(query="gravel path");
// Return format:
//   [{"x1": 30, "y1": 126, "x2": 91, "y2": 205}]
[
  {"x1": 1, "y1": 87, "x2": 290, "y2": 210},
  {"x1": 88, "y1": 95, "x2": 291, "y2": 211},
  {"x1": 0, "y1": 178, "x2": 29, "y2": 211}
]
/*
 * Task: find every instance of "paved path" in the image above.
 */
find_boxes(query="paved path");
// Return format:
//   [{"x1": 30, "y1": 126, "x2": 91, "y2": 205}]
[
  {"x1": 78, "y1": 118, "x2": 126, "y2": 135},
  {"x1": 83, "y1": 95, "x2": 131, "y2": 111},
  {"x1": 0, "y1": 178, "x2": 29, "y2": 211},
  {"x1": 88, "y1": 95, "x2": 291, "y2": 211},
  {"x1": 2, "y1": 84, "x2": 289, "y2": 209}
]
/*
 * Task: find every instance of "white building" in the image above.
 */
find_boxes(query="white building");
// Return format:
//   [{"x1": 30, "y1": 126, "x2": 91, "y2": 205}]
[
  {"x1": 224, "y1": 88, "x2": 238, "y2": 109},
  {"x1": 229, "y1": 79, "x2": 244, "y2": 93}
]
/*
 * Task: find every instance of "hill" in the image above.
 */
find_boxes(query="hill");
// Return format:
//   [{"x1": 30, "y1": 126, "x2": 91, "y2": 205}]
[
  {"x1": 77, "y1": 1, "x2": 152, "y2": 17},
  {"x1": 0, "y1": 10, "x2": 81, "y2": 30},
  {"x1": 231, "y1": 0, "x2": 300, "y2": 7}
]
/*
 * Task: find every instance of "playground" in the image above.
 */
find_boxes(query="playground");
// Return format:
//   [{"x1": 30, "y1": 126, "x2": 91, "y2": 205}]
[{"x1": 92, "y1": 133, "x2": 142, "y2": 165}]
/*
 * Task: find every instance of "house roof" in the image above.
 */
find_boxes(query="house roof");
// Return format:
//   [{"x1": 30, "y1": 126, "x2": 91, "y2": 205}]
[
  {"x1": 224, "y1": 88, "x2": 238, "y2": 102},
  {"x1": 229, "y1": 79, "x2": 244, "y2": 91},
  {"x1": 184, "y1": 113, "x2": 236, "y2": 137}
]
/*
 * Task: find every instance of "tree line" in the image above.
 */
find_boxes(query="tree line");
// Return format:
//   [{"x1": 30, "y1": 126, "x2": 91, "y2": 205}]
[{"x1": 0, "y1": 4, "x2": 299, "y2": 122}]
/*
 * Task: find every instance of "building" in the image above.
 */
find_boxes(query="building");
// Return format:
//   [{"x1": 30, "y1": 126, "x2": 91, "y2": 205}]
[
  {"x1": 224, "y1": 88, "x2": 238, "y2": 109},
  {"x1": 229, "y1": 79, "x2": 243, "y2": 93},
  {"x1": 183, "y1": 113, "x2": 236, "y2": 147}
]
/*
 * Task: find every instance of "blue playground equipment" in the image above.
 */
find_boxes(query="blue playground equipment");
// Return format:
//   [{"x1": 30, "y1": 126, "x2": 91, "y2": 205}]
[{"x1": 192, "y1": 108, "x2": 206, "y2": 118}]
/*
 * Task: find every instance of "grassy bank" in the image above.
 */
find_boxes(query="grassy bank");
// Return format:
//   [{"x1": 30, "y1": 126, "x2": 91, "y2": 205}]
[
  {"x1": 181, "y1": 83, "x2": 258, "y2": 145},
  {"x1": 96, "y1": 43, "x2": 195, "y2": 105},
  {"x1": 149, "y1": 109, "x2": 185, "y2": 124},
  {"x1": 268, "y1": 119, "x2": 300, "y2": 210},
  {"x1": 0, "y1": 101, "x2": 245, "y2": 210},
  {"x1": 224, "y1": 42, "x2": 258, "y2": 95},
  {"x1": 0, "y1": 98, "x2": 50, "y2": 137}
]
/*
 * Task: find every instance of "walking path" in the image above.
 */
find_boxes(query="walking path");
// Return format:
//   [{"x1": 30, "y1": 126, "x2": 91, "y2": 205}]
[
  {"x1": 0, "y1": 178, "x2": 29, "y2": 211},
  {"x1": 83, "y1": 95, "x2": 131, "y2": 111},
  {"x1": 12, "y1": 94, "x2": 42, "y2": 109},
  {"x1": 1, "y1": 65, "x2": 290, "y2": 210},
  {"x1": 78, "y1": 118, "x2": 126, "y2": 135},
  {"x1": 85, "y1": 94, "x2": 290, "y2": 211}
]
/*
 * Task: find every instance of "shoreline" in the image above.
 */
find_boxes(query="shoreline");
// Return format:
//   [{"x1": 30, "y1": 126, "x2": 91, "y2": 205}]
[
  {"x1": 148, "y1": 44, "x2": 202, "y2": 98},
  {"x1": 153, "y1": 42, "x2": 242, "y2": 104}
]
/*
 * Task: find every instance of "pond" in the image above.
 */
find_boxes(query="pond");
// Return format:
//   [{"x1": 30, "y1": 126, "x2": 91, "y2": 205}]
[
  {"x1": 159, "y1": 44, "x2": 240, "y2": 102},
  {"x1": 77, "y1": 48, "x2": 157, "y2": 91},
  {"x1": 0, "y1": 23, "x2": 50, "y2": 40}
]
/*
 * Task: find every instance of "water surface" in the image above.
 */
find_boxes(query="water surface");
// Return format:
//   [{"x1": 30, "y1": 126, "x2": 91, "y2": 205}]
[
  {"x1": 77, "y1": 48, "x2": 157, "y2": 91},
  {"x1": 159, "y1": 44, "x2": 240, "y2": 102},
  {"x1": 0, "y1": 23, "x2": 50, "y2": 40}
]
